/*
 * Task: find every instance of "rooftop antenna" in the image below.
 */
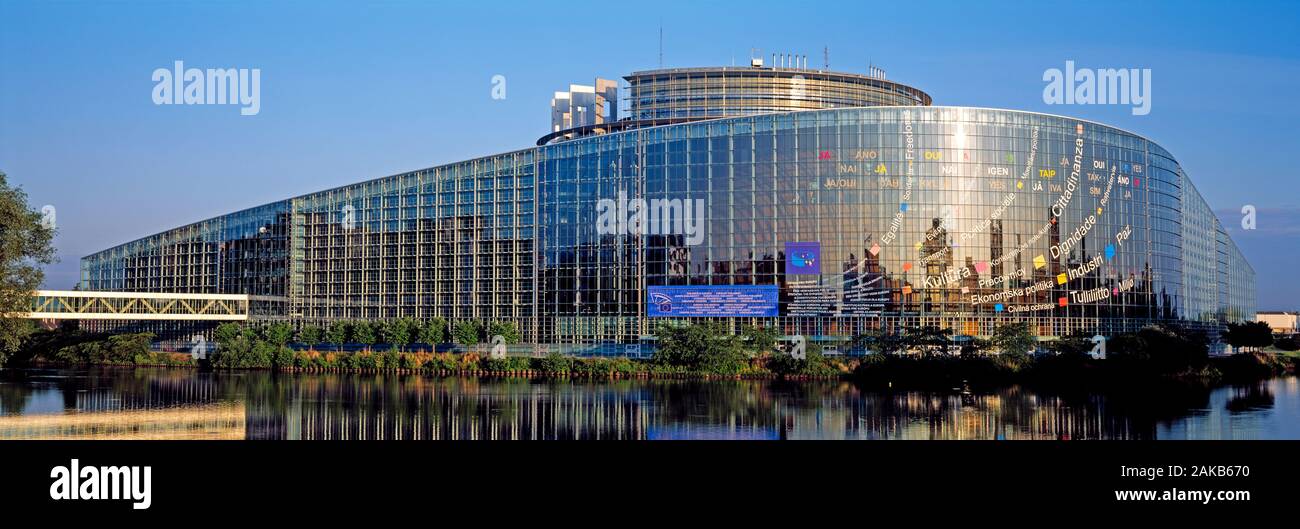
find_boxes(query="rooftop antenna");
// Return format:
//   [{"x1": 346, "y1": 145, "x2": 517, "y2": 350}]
[
  {"x1": 658, "y1": 22, "x2": 663, "y2": 68},
  {"x1": 823, "y1": 46, "x2": 829, "y2": 70}
]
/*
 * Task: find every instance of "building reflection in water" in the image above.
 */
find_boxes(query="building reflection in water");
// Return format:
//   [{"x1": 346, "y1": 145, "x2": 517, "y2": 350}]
[
  {"x1": 1, "y1": 369, "x2": 1293, "y2": 440},
  {"x1": 0, "y1": 368, "x2": 243, "y2": 439},
  {"x1": 244, "y1": 376, "x2": 652, "y2": 440}
]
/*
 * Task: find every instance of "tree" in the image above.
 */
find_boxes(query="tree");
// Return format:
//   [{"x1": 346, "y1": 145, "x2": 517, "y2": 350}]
[
  {"x1": 903, "y1": 325, "x2": 953, "y2": 355},
  {"x1": 487, "y1": 321, "x2": 521, "y2": 344},
  {"x1": 419, "y1": 317, "x2": 448, "y2": 345},
  {"x1": 1108, "y1": 325, "x2": 1209, "y2": 375},
  {"x1": 957, "y1": 335, "x2": 993, "y2": 356},
  {"x1": 213, "y1": 322, "x2": 244, "y2": 348},
  {"x1": 324, "y1": 321, "x2": 349, "y2": 351},
  {"x1": 992, "y1": 322, "x2": 1035, "y2": 356},
  {"x1": 0, "y1": 171, "x2": 56, "y2": 365},
  {"x1": 853, "y1": 328, "x2": 904, "y2": 356},
  {"x1": 351, "y1": 321, "x2": 377, "y2": 352},
  {"x1": 652, "y1": 322, "x2": 745, "y2": 372},
  {"x1": 1222, "y1": 321, "x2": 1273, "y2": 352},
  {"x1": 452, "y1": 320, "x2": 482, "y2": 346},
  {"x1": 380, "y1": 317, "x2": 417, "y2": 347},
  {"x1": 262, "y1": 323, "x2": 294, "y2": 347},
  {"x1": 297, "y1": 325, "x2": 324, "y2": 347},
  {"x1": 211, "y1": 323, "x2": 253, "y2": 368},
  {"x1": 258, "y1": 323, "x2": 295, "y2": 363},
  {"x1": 1046, "y1": 330, "x2": 1094, "y2": 358},
  {"x1": 740, "y1": 325, "x2": 781, "y2": 355},
  {"x1": 767, "y1": 339, "x2": 834, "y2": 376}
]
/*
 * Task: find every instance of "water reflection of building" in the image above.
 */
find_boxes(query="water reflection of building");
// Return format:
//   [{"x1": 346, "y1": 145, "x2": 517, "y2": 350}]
[
  {"x1": 5, "y1": 370, "x2": 1282, "y2": 440},
  {"x1": 240, "y1": 377, "x2": 1184, "y2": 440},
  {"x1": 775, "y1": 388, "x2": 1158, "y2": 440},
  {"x1": 0, "y1": 369, "x2": 243, "y2": 440},
  {"x1": 244, "y1": 377, "x2": 653, "y2": 440}
]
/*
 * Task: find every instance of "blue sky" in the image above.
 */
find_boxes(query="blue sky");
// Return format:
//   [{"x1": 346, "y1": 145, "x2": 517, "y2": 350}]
[{"x1": 1, "y1": 0, "x2": 1297, "y2": 310}]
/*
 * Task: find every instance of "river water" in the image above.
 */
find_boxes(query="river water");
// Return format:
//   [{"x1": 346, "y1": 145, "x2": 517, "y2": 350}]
[{"x1": 1, "y1": 368, "x2": 1296, "y2": 440}]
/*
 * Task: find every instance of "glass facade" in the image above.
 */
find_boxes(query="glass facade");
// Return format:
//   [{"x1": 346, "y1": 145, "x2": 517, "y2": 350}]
[{"x1": 81, "y1": 106, "x2": 1255, "y2": 348}]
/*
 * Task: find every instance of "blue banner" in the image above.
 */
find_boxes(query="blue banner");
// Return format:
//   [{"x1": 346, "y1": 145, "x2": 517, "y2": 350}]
[{"x1": 647, "y1": 285, "x2": 780, "y2": 317}]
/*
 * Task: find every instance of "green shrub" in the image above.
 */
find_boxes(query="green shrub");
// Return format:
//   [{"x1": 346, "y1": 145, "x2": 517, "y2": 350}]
[
  {"x1": 382, "y1": 347, "x2": 401, "y2": 369},
  {"x1": 44, "y1": 333, "x2": 157, "y2": 366},
  {"x1": 653, "y1": 322, "x2": 745, "y2": 371},
  {"x1": 337, "y1": 352, "x2": 359, "y2": 370},
  {"x1": 648, "y1": 363, "x2": 690, "y2": 375},
  {"x1": 608, "y1": 357, "x2": 638, "y2": 375},
  {"x1": 423, "y1": 354, "x2": 459, "y2": 371},
  {"x1": 991, "y1": 351, "x2": 1032, "y2": 373},
  {"x1": 481, "y1": 356, "x2": 510, "y2": 372},
  {"x1": 272, "y1": 346, "x2": 294, "y2": 368},
  {"x1": 398, "y1": 353, "x2": 417, "y2": 369},
  {"x1": 699, "y1": 346, "x2": 750, "y2": 376},
  {"x1": 293, "y1": 351, "x2": 314, "y2": 368},
  {"x1": 537, "y1": 353, "x2": 572, "y2": 374},
  {"x1": 480, "y1": 355, "x2": 531, "y2": 372},
  {"x1": 246, "y1": 341, "x2": 275, "y2": 368},
  {"x1": 992, "y1": 322, "x2": 1035, "y2": 356},
  {"x1": 570, "y1": 358, "x2": 609, "y2": 376},
  {"x1": 355, "y1": 352, "x2": 378, "y2": 369},
  {"x1": 1213, "y1": 352, "x2": 1290, "y2": 381},
  {"x1": 768, "y1": 347, "x2": 839, "y2": 376},
  {"x1": 1108, "y1": 325, "x2": 1210, "y2": 376}
]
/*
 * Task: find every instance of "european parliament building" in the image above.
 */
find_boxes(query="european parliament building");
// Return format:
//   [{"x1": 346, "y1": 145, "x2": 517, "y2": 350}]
[{"x1": 80, "y1": 60, "x2": 1255, "y2": 350}]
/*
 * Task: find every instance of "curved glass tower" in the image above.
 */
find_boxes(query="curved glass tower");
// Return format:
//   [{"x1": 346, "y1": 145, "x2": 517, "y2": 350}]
[
  {"x1": 624, "y1": 65, "x2": 932, "y2": 121},
  {"x1": 80, "y1": 65, "x2": 1254, "y2": 350}
]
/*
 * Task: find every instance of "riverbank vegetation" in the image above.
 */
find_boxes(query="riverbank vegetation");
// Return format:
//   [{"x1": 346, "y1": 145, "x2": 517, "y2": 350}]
[
  {"x1": 13, "y1": 325, "x2": 195, "y2": 367},
  {"x1": 200, "y1": 320, "x2": 845, "y2": 378},
  {"x1": 850, "y1": 323, "x2": 1296, "y2": 390},
  {"x1": 6, "y1": 321, "x2": 1296, "y2": 389}
]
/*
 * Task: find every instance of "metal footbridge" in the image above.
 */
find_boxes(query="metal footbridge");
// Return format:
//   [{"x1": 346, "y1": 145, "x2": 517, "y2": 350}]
[{"x1": 20, "y1": 290, "x2": 249, "y2": 321}]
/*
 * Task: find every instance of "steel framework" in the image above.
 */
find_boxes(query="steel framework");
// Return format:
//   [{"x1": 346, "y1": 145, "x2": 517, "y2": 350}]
[{"x1": 23, "y1": 290, "x2": 249, "y2": 321}]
